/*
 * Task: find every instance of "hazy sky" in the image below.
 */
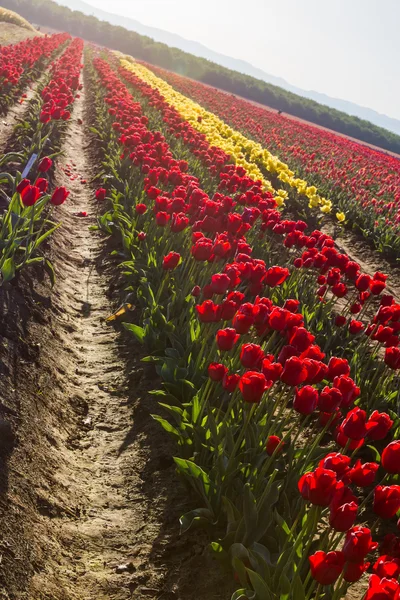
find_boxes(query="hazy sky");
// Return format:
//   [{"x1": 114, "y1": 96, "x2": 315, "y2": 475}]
[{"x1": 81, "y1": 0, "x2": 399, "y2": 120}]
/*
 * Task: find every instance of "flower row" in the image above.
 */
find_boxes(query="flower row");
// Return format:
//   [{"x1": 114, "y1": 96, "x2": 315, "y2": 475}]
[
  {"x1": 89, "y1": 51, "x2": 400, "y2": 600},
  {"x1": 0, "y1": 38, "x2": 83, "y2": 284},
  {"x1": 0, "y1": 33, "x2": 70, "y2": 115},
  {"x1": 117, "y1": 55, "x2": 333, "y2": 215},
  {"x1": 140, "y1": 61, "x2": 400, "y2": 257}
]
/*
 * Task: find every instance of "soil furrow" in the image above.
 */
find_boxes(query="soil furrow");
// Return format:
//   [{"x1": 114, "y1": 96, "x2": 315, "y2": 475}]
[{"x1": 0, "y1": 52, "x2": 231, "y2": 600}]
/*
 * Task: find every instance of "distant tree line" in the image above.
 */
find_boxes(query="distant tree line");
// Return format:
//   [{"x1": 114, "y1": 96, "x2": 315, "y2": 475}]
[{"x1": 3, "y1": 0, "x2": 400, "y2": 155}]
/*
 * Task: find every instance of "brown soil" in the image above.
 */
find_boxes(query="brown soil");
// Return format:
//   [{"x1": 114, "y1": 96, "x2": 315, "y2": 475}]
[
  {"x1": 0, "y1": 54, "x2": 233, "y2": 599},
  {"x1": 0, "y1": 22, "x2": 38, "y2": 45}
]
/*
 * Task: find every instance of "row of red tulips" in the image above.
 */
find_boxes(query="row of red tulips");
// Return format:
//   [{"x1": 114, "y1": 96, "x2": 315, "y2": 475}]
[
  {"x1": 88, "y1": 49, "x2": 400, "y2": 600},
  {"x1": 0, "y1": 33, "x2": 70, "y2": 115},
  {"x1": 141, "y1": 62, "x2": 400, "y2": 259},
  {"x1": 0, "y1": 37, "x2": 83, "y2": 284},
  {"x1": 116, "y1": 59, "x2": 400, "y2": 406}
]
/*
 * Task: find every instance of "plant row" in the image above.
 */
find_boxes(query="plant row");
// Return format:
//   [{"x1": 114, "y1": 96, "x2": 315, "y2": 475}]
[
  {"x1": 0, "y1": 32, "x2": 70, "y2": 115},
  {"x1": 138, "y1": 61, "x2": 400, "y2": 259},
  {"x1": 0, "y1": 37, "x2": 84, "y2": 284},
  {"x1": 88, "y1": 49, "x2": 400, "y2": 600}
]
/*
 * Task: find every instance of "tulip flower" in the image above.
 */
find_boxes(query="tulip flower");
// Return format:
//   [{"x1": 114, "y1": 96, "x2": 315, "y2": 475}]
[
  {"x1": 240, "y1": 343, "x2": 264, "y2": 369},
  {"x1": 215, "y1": 328, "x2": 239, "y2": 351},
  {"x1": 266, "y1": 435, "x2": 284, "y2": 456},
  {"x1": 238, "y1": 371, "x2": 268, "y2": 403},
  {"x1": 348, "y1": 460, "x2": 379, "y2": 487},
  {"x1": 298, "y1": 467, "x2": 339, "y2": 506},
  {"x1": 342, "y1": 527, "x2": 377, "y2": 562},
  {"x1": 51, "y1": 186, "x2": 70, "y2": 206},
  {"x1": 162, "y1": 251, "x2": 181, "y2": 270},
  {"x1": 208, "y1": 363, "x2": 228, "y2": 382},
  {"x1": 21, "y1": 185, "x2": 41, "y2": 207},
  {"x1": 373, "y1": 486, "x2": 400, "y2": 519},
  {"x1": 38, "y1": 156, "x2": 53, "y2": 172},
  {"x1": 382, "y1": 442, "x2": 400, "y2": 474},
  {"x1": 95, "y1": 188, "x2": 107, "y2": 201},
  {"x1": 309, "y1": 551, "x2": 345, "y2": 585}
]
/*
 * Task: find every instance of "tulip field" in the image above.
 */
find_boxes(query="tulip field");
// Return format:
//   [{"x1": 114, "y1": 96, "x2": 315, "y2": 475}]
[{"x1": 1, "y1": 25, "x2": 400, "y2": 600}]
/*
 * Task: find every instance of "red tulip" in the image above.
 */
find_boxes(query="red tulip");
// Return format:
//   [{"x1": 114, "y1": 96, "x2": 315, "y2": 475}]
[
  {"x1": 343, "y1": 561, "x2": 370, "y2": 582},
  {"x1": 385, "y1": 347, "x2": 400, "y2": 370},
  {"x1": 309, "y1": 551, "x2": 344, "y2": 585},
  {"x1": 208, "y1": 362, "x2": 228, "y2": 382},
  {"x1": 373, "y1": 555, "x2": 400, "y2": 579},
  {"x1": 263, "y1": 266, "x2": 289, "y2": 287},
  {"x1": 294, "y1": 385, "x2": 319, "y2": 414},
  {"x1": 318, "y1": 386, "x2": 342, "y2": 413},
  {"x1": 333, "y1": 375, "x2": 360, "y2": 408},
  {"x1": 216, "y1": 328, "x2": 239, "y2": 351},
  {"x1": 329, "y1": 486, "x2": 358, "y2": 531},
  {"x1": 239, "y1": 371, "x2": 267, "y2": 403},
  {"x1": 298, "y1": 467, "x2": 339, "y2": 506},
  {"x1": 196, "y1": 301, "x2": 221, "y2": 323},
  {"x1": 280, "y1": 356, "x2": 308, "y2": 386},
  {"x1": 51, "y1": 186, "x2": 69, "y2": 205},
  {"x1": 38, "y1": 156, "x2": 53, "y2": 172},
  {"x1": 210, "y1": 273, "x2": 230, "y2": 295},
  {"x1": 365, "y1": 574, "x2": 400, "y2": 600},
  {"x1": 319, "y1": 452, "x2": 351, "y2": 477},
  {"x1": 222, "y1": 373, "x2": 240, "y2": 392},
  {"x1": 261, "y1": 359, "x2": 283, "y2": 383},
  {"x1": 349, "y1": 320, "x2": 364, "y2": 334},
  {"x1": 342, "y1": 527, "x2": 377, "y2": 562},
  {"x1": 266, "y1": 435, "x2": 284, "y2": 456},
  {"x1": 135, "y1": 203, "x2": 147, "y2": 214},
  {"x1": 348, "y1": 460, "x2": 379, "y2": 487},
  {"x1": 327, "y1": 357, "x2": 350, "y2": 379},
  {"x1": 366, "y1": 411, "x2": 393, "y2": 440},
  {"x1": 355, "y1": 274, "x2": 372, "y2": 292},
  {"x1": 374, "y1": 486, "x2": 400, "y2": 519},
  {"x1": 16, "y1": 178, "x2": 30, "y2": 194},
  {"x1": 240, "y1": 343, "x2": 264, "y2": 369},
  {"x1": 341, "y1": 407, "x2": 368, "y2": 440},
  {"x1": 36, "y1": 178, "x2": 48, "y2": 194},
  {"x1": 289, "y1": 327, "x2": 315, "y2": 352},
  {"x1": 335, "y1": 315, "x2": 347, "y2": 327},
  {"x1": 382, "y1": 442, "x2": 400, "y2": 474},
  {"x1": 162, "y1": 251, "x2": 181, "y2": 270},
  {"x1": 21, "y1": 185, "x2": 40, "y2": 207}
]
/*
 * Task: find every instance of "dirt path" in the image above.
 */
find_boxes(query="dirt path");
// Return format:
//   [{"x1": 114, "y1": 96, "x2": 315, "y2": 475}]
[
  {"x1": 0, "y1": 53, "x2": 232, "y2": 600},
  {"x1": 322, "y1": 221, "x2": 400, "y2": 300},
  {"x1": 0, "y1": 85, "x2": 36, "y2": 151}
]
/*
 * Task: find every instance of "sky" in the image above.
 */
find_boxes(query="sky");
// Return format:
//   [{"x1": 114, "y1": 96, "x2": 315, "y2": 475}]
[{"x1": 73, "y1": 0, "x2": 400, "y2": 120}]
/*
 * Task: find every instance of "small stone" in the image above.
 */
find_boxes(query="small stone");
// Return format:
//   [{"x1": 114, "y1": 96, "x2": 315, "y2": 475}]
[{"x1": 115, "y1": 562, "x2": 135, "y2": 574}]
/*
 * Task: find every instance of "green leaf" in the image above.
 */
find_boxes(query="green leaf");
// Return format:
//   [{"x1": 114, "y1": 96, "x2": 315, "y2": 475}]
[
  {"x1": 179, "y1": 508, "x2": 214, "y2": 533},
  {"x1": 1, "y1": 257, "x2": 15, "y2": 283},
  {"x1": 292, "y1": 574, "x2": 306, "y2": 600},
  {"x1": 151, "y1": 415, "x2": 181, "y2": 440},
  {"x1": 123, "y1": 322, "x2": 145, "y2": 343},
  {"x1": 367, "y1": 445, "x2": 381, "y2": 462},
  {"x1": 246, "y1": 569, "x2": 272, "y2": 600},
  {"x1": 243, "y1": 484, "x2": 258, "y2": 544},
  {"x1": 44, "y1": 259, "x2": 56, "y2": 287},
  {"x1": 34, "y1": 224, "x2": 61, "y2": 249},
  {"x1": 278, "y1": 572, "x2": 291, "y2": 600},
  {"x1": 231, "y1": 590, "x2": 253, "y2": 600}
]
